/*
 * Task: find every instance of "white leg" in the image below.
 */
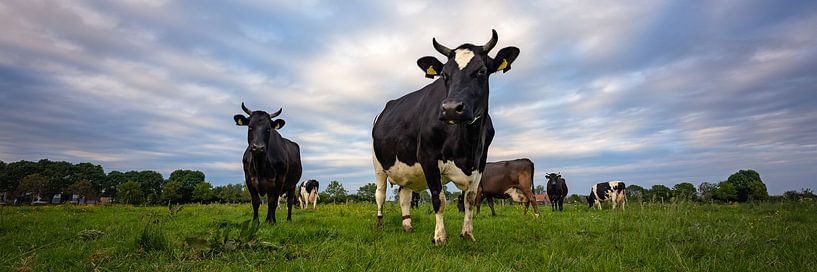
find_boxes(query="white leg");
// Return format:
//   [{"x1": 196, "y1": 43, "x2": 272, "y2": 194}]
[
  {"x1": 374, "y1": 171, "x2": 388, "y2": 227},
  {"x1": 433, "y1": 191, "x2": 447, "y2": 244},
  {"x1": 399, "y1": 188, "x2": 414, "y2": 232},
  {"x1": 311, "y1": 191, "x2": 318, "y2": 209},
  {"x1": 460, "y1": 189, "x2": 477, "y2": 241}
]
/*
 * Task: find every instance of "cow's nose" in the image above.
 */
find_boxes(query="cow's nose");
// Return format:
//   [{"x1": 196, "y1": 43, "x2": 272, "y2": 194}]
[
  {"x1": 250, "y1": 144, "x2": 264, "y2": 152},
  {"x1": 441, "y1": 99, "x2": 464, "y2": 114}
]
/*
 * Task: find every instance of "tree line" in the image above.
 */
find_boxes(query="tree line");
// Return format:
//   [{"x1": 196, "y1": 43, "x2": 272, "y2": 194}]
[
  {"x1": 0, "y1": 159, "x2": 251, "y2": 205},
  {"x1": 3, "y1": 160, "x2": 812, "y2": 206}
]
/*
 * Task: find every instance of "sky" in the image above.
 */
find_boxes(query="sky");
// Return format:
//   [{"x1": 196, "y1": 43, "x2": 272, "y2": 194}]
[{"x1": 1, "y1": 1, "x2": 816, "y2": 195}]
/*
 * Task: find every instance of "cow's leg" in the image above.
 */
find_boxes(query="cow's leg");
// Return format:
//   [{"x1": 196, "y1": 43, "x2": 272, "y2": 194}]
[
  {"x1": 460, "y1": 181, "x2": 479, "y2": 241},
  {"x1": 474, "y1": 186, "x2": 483, "y2": 215},
  {"x1": 374, "y1": 163, "x2": 388, "y2": 229},
  {"x1": 559, "y1": 197, "x2": 565, "y2": 211},
  {"x1": 522, "y1": 188, "x2": 540, "y2": 217},
  {"x1": 286, "y1": 188, "x2": 296, "y2": 221},
  {"x1": 487, "y1": 197, "x2": 496, "y2": 216},
  {"x1": 398, "y1": 188, "x2": 414, "y2": 232},
  {"x1": 251, "y1": 193, "x2": 261, "y2": 221},
  {"x1": 267, "y1": 193, "x2": 279, "y2": 224},
  {"x1": 425, "y1": 168, "x2": 446, "y2": 245},
  {"x1": 311, "y1": 191, "x2": 318, "y2": 209}
]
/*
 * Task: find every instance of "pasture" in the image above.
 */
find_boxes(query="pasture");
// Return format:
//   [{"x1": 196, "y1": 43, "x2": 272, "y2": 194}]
[{"x1": 1, "y1": 201, "x2": 815, "y2": 271}]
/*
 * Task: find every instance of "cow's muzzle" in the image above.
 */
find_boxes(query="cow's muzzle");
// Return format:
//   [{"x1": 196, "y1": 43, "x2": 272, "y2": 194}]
[{"x1": 440, "y1": 99, "x2": 472, "y2": 124}]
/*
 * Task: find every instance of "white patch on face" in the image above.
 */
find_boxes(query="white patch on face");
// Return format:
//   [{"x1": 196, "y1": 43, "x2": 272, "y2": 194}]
[
  {"x1": 454, "y1": 49, "x2": 474, "y2": 70},
  {"x1": 384, "y1": 158, "x2": 427, "y2": 191},
  {"x1": 504, "y1": 188, "x2": 528, "y2": 203},
  {"x1": 437, "y1": 160, "x2": 479, "y2": 190}
]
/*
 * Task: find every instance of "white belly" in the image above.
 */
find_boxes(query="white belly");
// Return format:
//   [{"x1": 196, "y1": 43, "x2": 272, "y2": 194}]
[{"x1": 380, "y1": 159, "x2": 481, "y2": 192}]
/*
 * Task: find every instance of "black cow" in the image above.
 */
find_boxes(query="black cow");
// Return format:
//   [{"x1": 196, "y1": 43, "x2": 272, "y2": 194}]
[
  {"x1": 234, "y1": 103, "x2": 302, "y2": 223},
  {"x1": 299, "y1": 179, "x2": 319, "y2": 209},
  {"x1": 546, "y1": 173, "x2": 568, "y2": 212},
  {"x1": 587, "y1": 181, "x2": 626, "y2": 210},
  {"x1": 372, "y1": 30, "x2": 520, "y2": 244}
]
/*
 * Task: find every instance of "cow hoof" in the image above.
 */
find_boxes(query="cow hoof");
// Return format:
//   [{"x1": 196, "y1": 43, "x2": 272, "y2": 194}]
[
  {"x1": 460, "y1": 232, "x2": 475, "y2": 241},
  {"x1": 534, "y1": 213, "x2": 540, "y2": 218},
  {"x1": 403, "y1": 226, "x2": 414, "y2": 233},
  {"x1": 432, "y1": 237, "x2": 447, "y2": 245}
]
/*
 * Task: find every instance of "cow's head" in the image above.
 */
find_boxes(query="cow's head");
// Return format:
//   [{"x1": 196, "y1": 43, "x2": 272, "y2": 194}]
[
  {"x1": 586, "y1": 195, "x2": 594, "y2": 208},
  {"x1": 233, "y1": 103, "x2": 285, "y2": 155},
  {"x1": 546, "y1": 173, "x2": 561, "y2": 183},
  {"x1": 417, "y1": 29, "x2": 520, "y2": 125}
]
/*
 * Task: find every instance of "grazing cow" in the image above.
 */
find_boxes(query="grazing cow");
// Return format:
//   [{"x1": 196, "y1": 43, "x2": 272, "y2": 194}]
[
  {"x1": 299, "y1": 179, "x2": 319, "y2": 209},
  {"x1": 234, "y1": 103, "x2": 302, "y2": 223},
  {"x1": 474, "y1": 159, "x2": 540, "y2": 217},
  {"x1": 372, "y1": 30, "x2": 520, "y2": 244},
  {"x1": 587, "y1": 181, "x2": 627, "y2": 210},
  {"x1": 546, "y1": 173, "x2": 568, "y2": 211}
]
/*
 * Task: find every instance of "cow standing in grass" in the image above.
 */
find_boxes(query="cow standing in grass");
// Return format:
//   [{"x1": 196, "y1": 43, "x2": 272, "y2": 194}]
[
  {"x1": 546, "y1": 173, "x2": 568, "y2": 211},
  {"x1": 474, "y1": 159, "x2": 540, "y2": 217},
  {"x1": 234, "y1": 103, "x2": 302, "y2": 223},
  {"x1": 372, "y1": 30, "x2": 520, "y2": 244},
  {"x1": 587, "y1": 181, "x2": 626, "y2": 210},
  {"x1": 299, "y1": 179, "x2": 319, "y2": 209}
]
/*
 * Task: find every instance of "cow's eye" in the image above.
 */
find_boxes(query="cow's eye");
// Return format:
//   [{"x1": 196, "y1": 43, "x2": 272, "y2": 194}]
[
  {"x1": 441, "y1": 72, "x2": 448, "y2": 80},
  {"x1": 248, "y1": 127, "x2": 253, "y2": 131},
  {"x1": 476, "y1": 69, "x2": 486, "y2": 78}
]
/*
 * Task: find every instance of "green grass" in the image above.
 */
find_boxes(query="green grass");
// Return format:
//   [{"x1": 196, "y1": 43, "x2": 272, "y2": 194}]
[{"x1": 1, "y1": 201, "x2": 815, "y2": 271}]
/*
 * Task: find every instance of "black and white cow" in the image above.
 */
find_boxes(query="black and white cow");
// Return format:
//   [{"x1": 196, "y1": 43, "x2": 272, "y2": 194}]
[
  {"x1": 299, "y1": 179, "x2": 319, "y2": 209},
  {"x1": 234, "y1": 103, "x2": 302, "y2": 223},
  {"x1": 546, "y1": 173, "x2": 567, "y2": 212},
  {"x1": 372, "y1": 30, "x2": 520, "y2": 244},
  {"x1": 587, "y1": 181, "x2": 626, "y2": 210}
]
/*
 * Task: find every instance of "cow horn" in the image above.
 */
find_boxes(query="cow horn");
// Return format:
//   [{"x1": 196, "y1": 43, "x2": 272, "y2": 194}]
[
  {"x1": 241, "y1": 102, "x2": 252, "y2": 115},
  {"x1": 433, "y1": 38, "x2": 452, "y2": 57},
  {"x1": 269, "y1": 108, "x2": 282, "y2": 119},
  {"x1": 483, "y1": 29, "x2": 498, "y2": 53}
]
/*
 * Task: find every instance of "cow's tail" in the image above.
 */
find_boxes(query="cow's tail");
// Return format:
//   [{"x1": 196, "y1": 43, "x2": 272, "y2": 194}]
[{"x1": 529, "y1": 160, "x2": 535, "y2": 194}]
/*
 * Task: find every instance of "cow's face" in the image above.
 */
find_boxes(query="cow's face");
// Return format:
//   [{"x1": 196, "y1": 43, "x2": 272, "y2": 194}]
[
  {"x1": 234, "y1": 103, "x2": 286, "y2": 155},
  {"x1": 417, "y1": 30, "x2": 520, "y2": 125},
  {"x1": 586, "y1": 195, "x2": 594, "y2": 207},
  {"x1": 546, "y1": 173, "x2": 561, "y2": 183}
]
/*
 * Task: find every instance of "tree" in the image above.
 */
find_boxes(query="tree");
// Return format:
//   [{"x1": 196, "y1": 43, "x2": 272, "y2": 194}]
[
  {"x1": 68, "y1": 180, "x2": 98, "y2": 200},
  {"x1": 534, "y1": 185, "x2": 545, "y2": 195},
  {"x1": 713, "y1": 181, "x2": 737, "y2": 202},
  {"x1": 117, "y1": 181, "x2": 144, "y2": 204},
  {"x1": 419, "y1": 190, "x2": 431, "y2": 203},
  {"x1": 356, "y1": 183, "x2": 377, "y2": 203},
  {"x1": 103, "y1": 171, "x2": 128, "y2": 197},
  {"x1": 672, "y1": 182, "x2": 697, "y2": 201},
  {"x1": 168, "y1": 170, "x2": 205, "y2": 202},
  {"x1": 3, "y1": 161, "x2": 40, "y2": 196},
  {"x1": 726, "y1": 169, "x2": 767, "y2": 202},
  {"x1": 192, "y1": 182, "x2": 214, "y2": 203},
  {"x1": 626, "y1": 185, "x2": 645, "y2": 201},
  {"x1": 161, "y1": 180, "x2": 183, "y2": 204},
  {"x1": 324, "y1": 180, "x2": 347, "y2": 203},
  {"x1": 131, "y1": 171, "x2": 165, "y2": 204},
  {"x1": 17, "y1": 174, "x2": 49, "y2": 201},
  {"x1": 73, "y1": 163, "x2": 106, "y2": 193},
  {"x1": 698, "y1": 182, "x2": 718, "y2": 202},
  {"x1": 650, "y1": 185, "x2": 671, "y2": 202}
]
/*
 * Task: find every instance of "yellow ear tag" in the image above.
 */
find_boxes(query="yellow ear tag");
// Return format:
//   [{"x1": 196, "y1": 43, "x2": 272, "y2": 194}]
[
  {"x1": 236, "y1": 119, "x2": 242, "y2": 125},
  {"x1": 275, "y1": 122, "x2": 282, "y2": 129},
  {"x1": 496, "y1": 59, "x2": 508, "y2": 71},
  {"x1": 426, "y1": 66, "x2": 437, "y2": 75}
]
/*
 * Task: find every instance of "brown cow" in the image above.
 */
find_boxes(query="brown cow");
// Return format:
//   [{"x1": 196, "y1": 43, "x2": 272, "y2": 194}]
[{"x1": 474, "y1": 158, "x2": 540, "y2": 217}]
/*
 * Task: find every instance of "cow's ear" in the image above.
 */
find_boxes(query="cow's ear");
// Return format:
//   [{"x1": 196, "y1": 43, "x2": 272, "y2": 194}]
[
  {"x1": 234, "y1": 114, "x2": 248, "y2": 126},
  {"x1": 489, "y1": 46, "x2": 520, "y2": 74},
  {"x1": 417, "y1": 56, "x2": 444, "y2": 79},
  {"x1": 272, "y1": 119, "x2": 286, "y2": 130}
]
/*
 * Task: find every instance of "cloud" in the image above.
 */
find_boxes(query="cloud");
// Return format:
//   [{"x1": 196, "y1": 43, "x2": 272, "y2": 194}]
[{"x1": 1, "y1": 1, "x2": 816, "y2": 195}]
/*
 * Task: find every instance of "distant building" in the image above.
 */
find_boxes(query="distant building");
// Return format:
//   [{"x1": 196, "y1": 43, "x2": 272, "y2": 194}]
[{"x1": 534, "y1": 194, "x2": 549, "y2": 205}]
